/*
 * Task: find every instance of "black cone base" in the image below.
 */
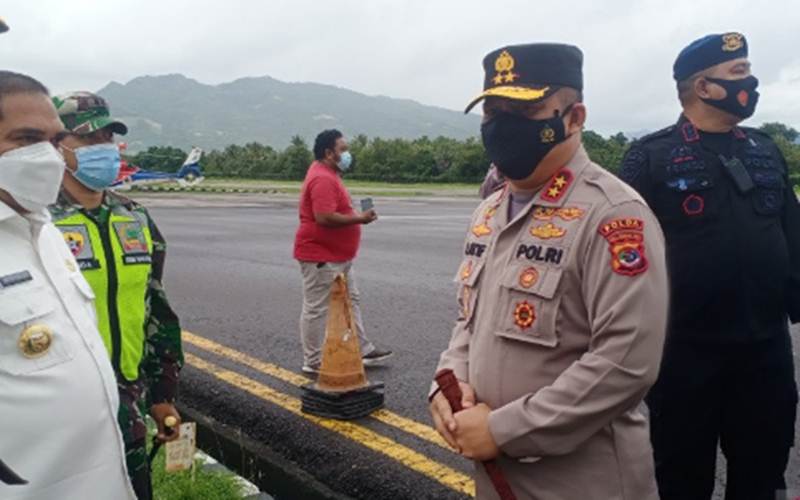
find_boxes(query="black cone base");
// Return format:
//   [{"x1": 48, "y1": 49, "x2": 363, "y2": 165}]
[{"x1": 301, "y1": 382, "x2": 385, "y2": 420}]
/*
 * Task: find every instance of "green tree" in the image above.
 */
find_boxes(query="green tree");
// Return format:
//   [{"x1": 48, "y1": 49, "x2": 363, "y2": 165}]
[
  {"x1": 279, "y1": 136, "x2": 313, "y2": 179},
  {"x1": 127, "y1": 146, "x2": 187, "y2": 173}
]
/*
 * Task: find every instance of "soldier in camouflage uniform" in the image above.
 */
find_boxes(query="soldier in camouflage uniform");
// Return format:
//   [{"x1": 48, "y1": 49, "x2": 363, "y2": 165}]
[{"x1": 48, "y1": 91, "x2": 184, "y2": 500}]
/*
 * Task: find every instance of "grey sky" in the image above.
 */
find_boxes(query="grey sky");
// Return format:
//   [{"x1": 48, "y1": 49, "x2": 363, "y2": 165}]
[{"x1": 2, "y1": 0, "x2": 798, "y2": 136}]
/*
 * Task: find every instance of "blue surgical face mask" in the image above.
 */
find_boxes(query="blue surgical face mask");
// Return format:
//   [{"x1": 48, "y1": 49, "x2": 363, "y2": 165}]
[
  {"x1": 338, "y1": 151, "x2": 353, "y2": 171},
  {"x1": 65, "y1": 143, "x2": 121, "y2": 192}
]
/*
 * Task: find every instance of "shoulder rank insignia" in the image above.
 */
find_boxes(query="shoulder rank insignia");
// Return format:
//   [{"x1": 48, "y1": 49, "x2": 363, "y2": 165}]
[
  {"x1": 541, "y1": 168, "x2": 573, "y2": 203},
  {"x1": 513, "y1": 301, "x2": 536, "y2": 329},
  {"x1": 531, "y1": 222, "x2": 566, "y2": 240},
  {"x1": 598, "y1": 218, "x2": 648, "y2": 276},
  {"x1": 19, "y1": 324, "x2": 53, "y2": 358},
  {"x1": 518, "y1": 267, "x2": 539, "y2": 289},
  {"x1": 681, "y1": 122, "x2": 700, "y2": 143}
]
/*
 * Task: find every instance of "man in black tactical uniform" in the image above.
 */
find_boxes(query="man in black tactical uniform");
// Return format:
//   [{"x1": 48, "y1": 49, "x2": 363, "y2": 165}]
[{"x1": 620, "y1": 32, "x2": 800, "y2": 500}]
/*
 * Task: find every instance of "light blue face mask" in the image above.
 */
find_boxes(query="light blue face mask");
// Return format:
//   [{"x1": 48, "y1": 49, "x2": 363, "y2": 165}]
[
  {"x1": 68, "y1": 143, "x2": 121, "y2": 192},
  {"x1": 338, "y1": 151, "x2": 353, "y2": 171}
]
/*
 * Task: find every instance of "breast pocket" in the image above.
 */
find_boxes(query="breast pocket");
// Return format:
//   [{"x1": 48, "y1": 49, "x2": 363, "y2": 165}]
[
  {"x1": 495, "y1": 264, "x2": 563, "y2": 347},
  {"x1": 750, "y1": 169, "x2": 785, "y2": 216},
  {"x1": 655, "y1": 173, "x2": 718, "y2": 226},
  {"x1": 0, "y1": 284, "x2": 75, "y2": 375}
]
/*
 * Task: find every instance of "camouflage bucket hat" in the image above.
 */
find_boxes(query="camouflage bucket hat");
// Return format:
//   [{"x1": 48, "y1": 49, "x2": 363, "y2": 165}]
[{"x1": 53, "y1": 91, "x2": 128, "y2": 136}]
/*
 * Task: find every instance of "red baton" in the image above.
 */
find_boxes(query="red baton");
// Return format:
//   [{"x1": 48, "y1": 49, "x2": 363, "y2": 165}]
[{"x1": 435, "y1": 369, "x2": 517, "y2": 500}]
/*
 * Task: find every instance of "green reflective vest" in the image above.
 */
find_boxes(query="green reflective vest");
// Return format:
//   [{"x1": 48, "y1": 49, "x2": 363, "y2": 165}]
[{"x1": 54, "y1": 206, "x2": 153, "y2": 382}]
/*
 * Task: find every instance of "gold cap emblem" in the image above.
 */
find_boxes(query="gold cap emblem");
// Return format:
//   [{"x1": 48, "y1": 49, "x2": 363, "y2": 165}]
[
  {"x1": 540, "y1": 125, "x2": 556, "y2": 144},
  {"x1": 19, "y1": 324, "x2": 53, "y2": 358},
  {"x1": 721, "y1": 33, "x2": 744, "y2": 52},
  {"x1": 493, "y1": 50, "x2": 520, "y2": 85}
]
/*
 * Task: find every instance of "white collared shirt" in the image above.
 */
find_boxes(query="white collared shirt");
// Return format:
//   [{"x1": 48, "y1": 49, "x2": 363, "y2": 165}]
[{"x1": 0, "y1": 201, "x2": 135, "y2": 500}]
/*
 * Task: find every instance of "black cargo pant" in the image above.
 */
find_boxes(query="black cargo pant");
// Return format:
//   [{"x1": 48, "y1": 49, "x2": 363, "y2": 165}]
[{"x1": 647, "y1": 330, "x2": 797, "y2": 500}]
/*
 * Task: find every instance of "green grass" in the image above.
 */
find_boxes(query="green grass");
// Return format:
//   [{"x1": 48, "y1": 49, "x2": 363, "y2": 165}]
[
  {"x1": 148, "y1": 423, "x2": 247, "y2": 500},
  {"x1": 130, "y1": 177, "x2": 481, "y2": 197}
]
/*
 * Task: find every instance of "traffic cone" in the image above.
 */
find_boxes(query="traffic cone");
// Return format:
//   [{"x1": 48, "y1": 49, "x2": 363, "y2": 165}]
[{"x1": 301, "y1": 274, "x2": 384, "y2": 420}]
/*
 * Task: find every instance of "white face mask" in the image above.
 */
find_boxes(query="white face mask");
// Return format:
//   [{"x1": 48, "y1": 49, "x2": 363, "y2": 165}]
[{"x1": 0, "y1": 142, "x2": 66, "y2": 212}]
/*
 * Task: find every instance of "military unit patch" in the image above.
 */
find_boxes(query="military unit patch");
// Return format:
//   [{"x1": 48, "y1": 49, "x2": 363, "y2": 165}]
[
  {"x1": 598, "y1": 218, "x2": 649, "y2": 277},
  {"x1": 513, "y1": 301, "x2": 536, "y2": 329},
  {"x1": 530, "y1": 222, "x2": 567, "y2": 240},
  {"x1": 58, "y1": 225, "x2": 94, "y2": 261},
  {"x1": 541, "y1": 168, "x2": 573, "y2": 203},
  {"x1": 113, "y1": 222, "x2": 148, "y2": 254}
]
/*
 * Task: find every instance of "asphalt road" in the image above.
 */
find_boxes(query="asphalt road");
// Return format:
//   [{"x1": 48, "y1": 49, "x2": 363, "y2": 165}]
[{"x1": 141, "y1": 193, "x2": 800, "y2": 500}]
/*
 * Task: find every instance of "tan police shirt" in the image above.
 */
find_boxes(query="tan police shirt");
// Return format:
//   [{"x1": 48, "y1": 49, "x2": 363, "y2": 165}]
[
  {"x1": 435, "y1": 145, "x2": 668, "y2": 500},
  {"x1": 0, "y1": 201, "x2": 135, "y2": 500}
]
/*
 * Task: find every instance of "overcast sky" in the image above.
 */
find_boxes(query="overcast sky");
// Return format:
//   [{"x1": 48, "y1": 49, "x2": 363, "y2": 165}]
[{"x1": 2, "y1": 0, "x2": 798, "y2": 136}]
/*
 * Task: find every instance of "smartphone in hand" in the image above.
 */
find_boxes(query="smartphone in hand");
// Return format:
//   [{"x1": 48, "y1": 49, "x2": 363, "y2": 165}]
[{"x1": 360, "y1": 198, "x2": 374, "y2": 212}]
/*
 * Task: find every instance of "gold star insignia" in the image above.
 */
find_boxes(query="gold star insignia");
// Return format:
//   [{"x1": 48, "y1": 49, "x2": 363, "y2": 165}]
[
  {"x1": 553, "y1": 175, "x2": 567, "y2": 188},
  {"x1": 547, "y1": 187, "x2": 560, "y2": 198}
]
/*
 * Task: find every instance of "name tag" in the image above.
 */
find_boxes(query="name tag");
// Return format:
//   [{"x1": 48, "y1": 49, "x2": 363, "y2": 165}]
[
  {"x1": 0, "y1": 271, "x2": 33, "y2": 289},
  {"x1": 123, "y1": 254, "x2": 152, "y2": 265}
]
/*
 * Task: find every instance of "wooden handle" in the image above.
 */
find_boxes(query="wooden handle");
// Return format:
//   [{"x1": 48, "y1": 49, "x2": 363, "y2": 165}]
[
  {"x1": 434, "y1": 369, "x2": 463, "y2": 412},
  {"x1": 433, "y1": 368, "x2": 518, "y2": 500}
]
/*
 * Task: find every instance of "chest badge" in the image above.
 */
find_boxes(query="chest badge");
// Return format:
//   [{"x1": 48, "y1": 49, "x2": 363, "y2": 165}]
[
  {"x1": 460, "y1": 260, "x2": 474, "y2": 282},
  {"x1": 513, "y1": 301, "x2": 536, "y2": 330},
  {"x1": 682, "y1": 194, "x2": 705, "y2": 216},
  {"x1": 18, "y1": 325, "x2": 53, "y2": 358},
  {"x1": 472, "y1": 207, "x2": 496, "y2": 238},
  {"x1": 531, "y1": 222, "x2": 566, "y2": 240},
  {"x1": 518, "y1": 267, "x2": 539, "y2": 289}
]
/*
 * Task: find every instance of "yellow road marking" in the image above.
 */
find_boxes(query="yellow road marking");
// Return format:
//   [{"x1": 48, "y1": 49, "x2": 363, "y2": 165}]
[
  {"x1": 182, "y1": 330, "x2": 450, "y2": 450},
  {"x1": 185, "y1": 352, "x2": 475, "y2": 497}
]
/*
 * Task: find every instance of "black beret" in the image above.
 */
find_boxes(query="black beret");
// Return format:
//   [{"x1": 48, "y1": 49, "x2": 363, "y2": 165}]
[
  {"x1": 465, "y1": 43, "x2": 583, "y2": 113},
  {"x1": 673, "y1": 32, "x2": 748, "y2": 81}
]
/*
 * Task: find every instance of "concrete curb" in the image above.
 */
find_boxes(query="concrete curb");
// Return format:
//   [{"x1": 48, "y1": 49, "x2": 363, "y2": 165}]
[{"x1": 179, "y1": 404, "x2": 354, "y2": 500}]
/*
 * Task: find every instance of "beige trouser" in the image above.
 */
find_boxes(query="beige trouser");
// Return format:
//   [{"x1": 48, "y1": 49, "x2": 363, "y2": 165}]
[{"x1": 299, "y1": 260, "x2": 375, "y2": 367}]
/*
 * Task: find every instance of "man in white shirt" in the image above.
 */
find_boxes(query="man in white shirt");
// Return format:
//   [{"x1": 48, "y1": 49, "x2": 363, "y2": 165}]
[{"x1": 0, "y1": 70, "x2": 135, "y2": 500}]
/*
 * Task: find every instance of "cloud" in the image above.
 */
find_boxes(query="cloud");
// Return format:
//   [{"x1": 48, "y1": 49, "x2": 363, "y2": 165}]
[{"x1": 1, "y1": 0, "x2": 798, "y2": 136}]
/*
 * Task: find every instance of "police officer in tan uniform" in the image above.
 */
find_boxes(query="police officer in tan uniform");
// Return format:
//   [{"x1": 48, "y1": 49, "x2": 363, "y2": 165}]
[{"x1": 429, "y1": 43, "x2": 669, "y2": 500}]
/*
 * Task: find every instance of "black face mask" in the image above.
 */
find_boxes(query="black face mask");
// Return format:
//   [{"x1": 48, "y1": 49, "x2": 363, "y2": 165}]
[
  {"x1": 481, "y1": 105, "x2": 572, "y2": 181},
  {"x1": 701, "y1": 75, "x2": 759, "y2": 119}
]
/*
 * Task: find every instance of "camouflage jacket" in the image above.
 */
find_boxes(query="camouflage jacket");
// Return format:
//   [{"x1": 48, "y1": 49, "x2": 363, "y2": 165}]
[{"x1": 50, "y1": 190, "x2": 183, "y2": 405}]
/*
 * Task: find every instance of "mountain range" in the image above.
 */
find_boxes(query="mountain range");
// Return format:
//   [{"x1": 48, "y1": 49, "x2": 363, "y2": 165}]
[{"x1": 97, "y1": 74, "x2": 480, "y2": 152}]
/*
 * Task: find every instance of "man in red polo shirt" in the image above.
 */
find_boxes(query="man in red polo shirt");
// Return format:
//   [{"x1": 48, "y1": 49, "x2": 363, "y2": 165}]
[{"x1": 293, "y1": 129, "x2": 393, "y2": 374}]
